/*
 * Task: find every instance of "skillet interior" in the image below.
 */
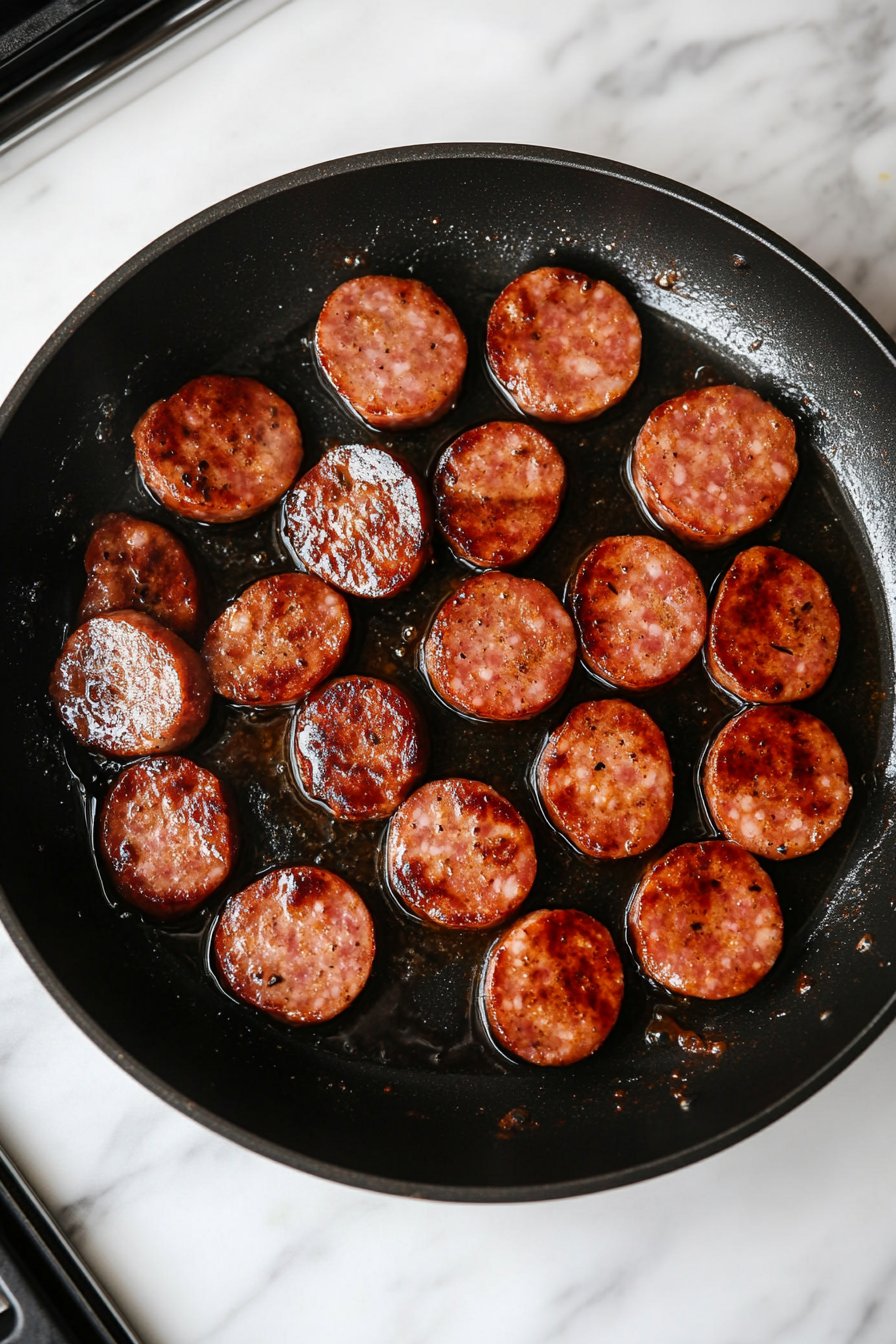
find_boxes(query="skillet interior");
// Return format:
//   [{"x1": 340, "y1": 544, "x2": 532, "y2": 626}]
[{"x1": 1, "y1": 144, "x2": 895, "y2": 1201}]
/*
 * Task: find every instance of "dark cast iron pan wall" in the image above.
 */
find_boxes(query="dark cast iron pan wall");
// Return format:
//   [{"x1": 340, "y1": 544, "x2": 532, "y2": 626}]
[{"x1": 0, "y1": 144, "x2": 895, "y2": 1202}]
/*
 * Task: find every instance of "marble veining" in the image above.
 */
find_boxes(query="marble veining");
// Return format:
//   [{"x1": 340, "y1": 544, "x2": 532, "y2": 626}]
[{"x1": 2, "y1": 1, "x2": 896, "y2": 1341}]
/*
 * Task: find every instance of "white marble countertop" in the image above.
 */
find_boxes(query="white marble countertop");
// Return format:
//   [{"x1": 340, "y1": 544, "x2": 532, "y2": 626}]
[{"x1": 2, "y1": 2, "x2": 896, "y2": 1341}]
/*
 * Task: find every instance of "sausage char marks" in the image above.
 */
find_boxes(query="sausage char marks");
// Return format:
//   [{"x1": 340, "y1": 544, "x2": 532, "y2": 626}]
[
  {"x1": 386, "y1": 779, "x2": 536, "y2": 929},
  {"x1": 486, "y1": 267, "x2": 641, "y2": 422},
  {"x1": 632, "y1": 384, "x2": 797, "y2": 547},
  {"x1": 707, "y1": 546, "x2": 840, "y2": 702},
  {"x1": 315, "y1": 275, "x2": 467, "y2": 430},
  {"x1": 537, "y1": 700, "x2": 673, "y2": 858},
  {"x1": 283, "y1": 444, "x2": 432, "y2": 599},
  {"x1": 483, "y1": 909, "x2": 624, "y2": 1066},
  {"x1": 423, "y1": 572, "x2": 576, "y2": 721},
  {"x1": 50, "y1": 610, "x2": 212, "y2": 757},
  {"x1": 703, "y1": 705, "x2": 851, "y2": 859},
  {"x1": 100, "y1": 757, "x2": 238, "y2": 918},
  {"x1": 570, "y1": 534, "x2": 706, "y2": 690},
  {"x1": 202, "y1": 573, "x2": 350, "y2": 706},
  {"x1": 133, "y1": 375, "x2": 302, "y2": 523},
  {"x1": 292, "y1": 676, "x2": 429, "y2": 821},
  {"x1": 433, "y1": 421, "x2": 566, "y2": 568},
  {"x1": 214, "y1": 866, "x2": 375, "y2": 1024},
  {"x1": 78, "y1": 512, "x2": 201, "y2": 642},
  {"x1": 629, "y1": 840, "x2": 783, "y2": 998}
]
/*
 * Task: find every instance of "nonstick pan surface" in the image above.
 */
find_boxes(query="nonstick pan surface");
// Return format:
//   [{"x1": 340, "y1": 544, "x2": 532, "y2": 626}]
[{"x1": 1, "y1": 144, "x2": 895, "y2": 1202}]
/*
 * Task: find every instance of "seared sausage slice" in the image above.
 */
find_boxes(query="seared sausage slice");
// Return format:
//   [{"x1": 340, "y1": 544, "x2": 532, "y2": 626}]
[
  {"x1": 50, "y1": 610, "x2": 212, "y2": 757},
  {"x1": 315, "y1": 275, "x2": 467, "y2": 430},
  {"x1": 423, "y1": 572, "x2": 576, "y2": 721},
  {"x1": 483, "y1": 909, "x2": 624, "y2": 1065},
  {"x1": 703, "y1": 705, "x2": 851, "y2": 859},
  {"x1": 202, "y1": 573, "x2": 350, "y2": 706},
  {"x1": 214, "y1": 866, "x2": 375, "y2": 1024},
  {"x1": 134, "y1": 375, "x2": 302, "y2": 523},
  {"x1": 283, "y1": 444, "x2": 432, "y2": 599},
  {"x1": 707, "y1": 546, "x2": 840, "y2": 702},
  {"x1": 386, "y1": 778, "x2": 536, "y2": 928},
  {"x1": 537, "y1": 700, "x2": 673, "y2": 858},
  {"x1": 486, "y1": 267, "x2": 641, "y2": 422},
  {"x1": 292, "y1": 676, "x2": 429, "y2": 821},
  {"x1": 78, "y1": 512, "x2": 201, "y2": 641},
  {"x1": 433, "y1": 421, "x2": 566, "y2": 568},
  {"x1": 632, "y1": 384, "x2": 797, "y2": 547},
  {"x1": 99, "y1": 757, "x2": 237, "y2": 918},
  {"x1": 570, "y1": 534, "x2": 706, "y2": 689},
  {"x1": 629, "y1": 840, "x2": 783, "y2": 998}
]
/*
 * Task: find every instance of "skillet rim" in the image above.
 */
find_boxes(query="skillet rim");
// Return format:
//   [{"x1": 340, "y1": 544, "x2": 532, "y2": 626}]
[{"x1": 2, "y1": 140, "x2": 895, "y2": 1203}]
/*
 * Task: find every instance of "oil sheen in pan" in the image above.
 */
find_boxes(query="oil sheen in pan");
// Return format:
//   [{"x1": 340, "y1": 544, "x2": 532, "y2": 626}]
[{"x1": 62, "y1": 281, "x2": 881, "y2": 1076}]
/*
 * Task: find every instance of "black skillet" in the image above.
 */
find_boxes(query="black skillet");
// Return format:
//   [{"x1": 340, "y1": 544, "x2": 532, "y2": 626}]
[{"x1": 1, "y1": 143, "x2": 895, "y2": 1202}]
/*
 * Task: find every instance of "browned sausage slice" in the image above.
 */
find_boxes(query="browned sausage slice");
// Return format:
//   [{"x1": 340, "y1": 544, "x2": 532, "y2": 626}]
[
  {"x1": 629, "y1": 840, "x2": 783, "y2": 998},
  {"x1": 433, "y1": 421, "x2": 566, "y2": 568},
  {"x1": 486, "y1": 267, "x2": 641, "y2": 422},
  {"x1": 483, "y1": 909, "x2": 624, "y2": 1065},
  {"x1": 315, "y1": 275, "x2": 467, "y2": 430},
  {"x1": 707, "y1": 546, "x2": 840, "y2": 702},
  {"x1": 283, "y1": 444, "x2": 432, "y2": 599},
  {"x1": 423, "y1": 572, "x2": 576, "y2": 721},
  {"x1": 78, "y1": 512, "x2": 201, "y2": 641},
  {"x1": 632, "y1": 384, "x2": 797, "y2": 547},
  {"x1": 570, "y1": 534, "x2": 706, "y2": 689},
  {"x1": 292, "y1": 676, "x2": 429, "y2": 821},
  {"x1": 99, "y1": 757, "x2": 238, "y2": 918},
  {"x1": 703, "y1": 705, "x2": 852, "y2": 859},
  {"x1": 536, "y1": 700, "x2": 673, "y2": 858},
  {"x1": 133, "y1": 375, "x2": 303, "y2": 523},
  {"x1": 202, "y1": 573, "x2": 350, "y2": 706},
  {"x1": 386, "y1": 779, "x2": 536, "y2": 928},
  {"x1": 214, "y1": 867, "x2": 375, "y2": 1024},
  {"x1": 50, "y1": 611, "x2": 212, "y2": 757}
]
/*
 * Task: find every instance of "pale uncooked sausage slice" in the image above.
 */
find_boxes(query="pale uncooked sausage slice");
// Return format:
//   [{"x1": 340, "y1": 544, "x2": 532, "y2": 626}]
[{"x1": 78, "y1": 512, "x2": 201, "y2": 641}]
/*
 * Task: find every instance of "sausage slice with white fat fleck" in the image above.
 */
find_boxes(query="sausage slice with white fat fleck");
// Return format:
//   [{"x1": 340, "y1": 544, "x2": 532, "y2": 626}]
[
  {"x1": 537, "y1": 700, "x2": 673, "y2": 858},
  {"x1": 484, "y1": 909, "x2": 624, "y2": 1065},
  {"x1": 703, "y1": 705, "x2": 851, "y2": 859},
  {"x1": 386, "y1": 778, "x2": 536, "y2": 928},
  {"x1": 629, "y1": 840, "x2": 783, "y2": 998},
  {"x1": 78, "y1": 512, "x2": 201, "y2": 641},
  {"x1": 50, "y1": 610, "x2": 212, "y2": 757},
  {"x1": 423, "y1": 572, "x2": 576, "y2": 721},
  {"x1": 100, "y1": 757, "x2": 238, "y2": 918},
  {"x1": 215, "y1": 867, "x2": 375, "y2": 1024},
  {"x1": 707, "y1": 546, "x2": 840, "y2": 702},
  {"x1": 570, "y1": 534, "x2": 706, "y2": 689},
  {"x1": 315, "y1": 275, "x2": 467, "y2": 429}
]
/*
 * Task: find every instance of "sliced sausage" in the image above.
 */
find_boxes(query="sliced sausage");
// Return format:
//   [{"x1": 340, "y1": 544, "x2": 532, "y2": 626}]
[
  {"x1": 292, "y1": 676, "x2": 429, "y2": 821},
  {"x1": 99, "y1": 757, "x2": 237, "y2": 918},
  {"x1": 570, "y1": 534, "x2": 706, "y2": 689},
  {"x1": 486, "y1": 267, "x2": 641, "y2": 422},
  {"x1": 214, "y1": 866, "x2": 375, "y2": 1024},
  {"x1": 202, "y1": 573, "x2": 350, "y2": 707},
  {"x1": 386, "y1": 779, "x2": 536, "y2": 929},
  {"x1": 707, "y1": 546, "x2": 840, "y2": 702},
  {"x1": 133, "y1": 375, "x2": 302, "y2": 523},
  {"x1": 632, "y1": 384, "x2": 798, "y2": 547},
  {"x1": 50, "y1": 610, "x2": 212, "y2": 757},
  {"x1": 703, "y1": 705, "x2": 852, "y2": 859},
  {"x1": 315, "y1": 275, "x2": 467, "y2": 430},
  {"x1": 536, "y1": 700, "x2": 673, "y2": 858},
  {"x1": 433, "y1": 421, "x2": 566, "y2": 568},
  {"x1": 483, "y1": 909, "x2": 624, "y2": 1065},
  {"x1": 629, "y1": 840, "x2": 783, "y2": 998},
  {"x1": 283, "y1": 444, "x2": 432, "y2": 599},
  {"x1": 77, "y1": 512, "x2": 201, "y2": 642},
  {"x1": 423, "y1": 572, "x2": 576, "y2": 721}
]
